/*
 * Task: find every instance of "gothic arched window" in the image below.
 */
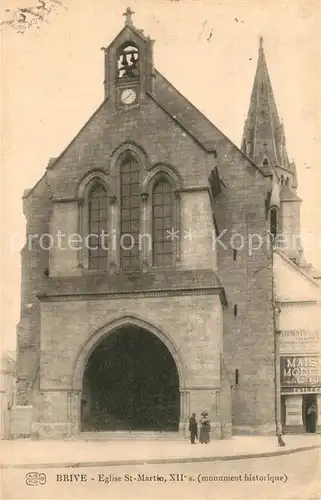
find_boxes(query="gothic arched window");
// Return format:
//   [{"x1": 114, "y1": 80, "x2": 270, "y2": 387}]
[
  {"x1": 120, "y1": 155, "x2": 140, "y2": 269},
  {"x1": 88, "y1": 183, "x2": 108, "y2": 270},
  {"x1": 270, "y1": 208, "x2": 278, "y2": 240},
  {"x1": 117, "y1": 44, "x2": 140, "y2": 79},
  {"x1": 152, "y1": 178, "x2": 174, "y2": 267}
]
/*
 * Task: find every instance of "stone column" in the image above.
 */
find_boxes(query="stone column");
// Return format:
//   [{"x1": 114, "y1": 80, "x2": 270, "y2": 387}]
[
  {"x1": 108, "y1": 195, "x2": 117, "y2": 272},
  {"x1": 211, "y1": 390, "x2": 222, "y2": 440},
  {"x1": 179, "y1": 390, "x2": 190, "y2": 437},
  {"x1": 66, "y1": 391, "x2": 73, "y2": 437},
  {"x1": 140, "y1": 192, "x2": 150, "y2": 269},
  {"x1": 175, "y1": 191, "x2": 181, "y2": 262},
  {"x1": 285, "y1": 394, "x2": 304, "y2": 432},
  {"x1": 186, "y1": 390, "x2": 191, "y2": 417},
  {"x1": 66, "y1": 389, "x2": 81, "y2": 437}
]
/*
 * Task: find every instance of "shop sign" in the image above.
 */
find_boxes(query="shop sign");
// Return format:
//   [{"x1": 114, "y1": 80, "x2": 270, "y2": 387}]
[
  {"x1": 280, "y1": 356, "x2": 321, "y2": 386},
  {"x1": 281, "y1": 386, "x2": 321, "y2": 394},
  {"x1": 279, "y1": 330, "x2": 320, "y2": 340}
]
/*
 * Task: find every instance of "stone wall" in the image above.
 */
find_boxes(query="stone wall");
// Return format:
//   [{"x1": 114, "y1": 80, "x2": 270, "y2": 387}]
[
  {"x1": 0, "y1": 355, "x2": 16, "y2": 439},
  {"x1": 35, "y1": 293, "x2": 224, "y2": 438},
  {"x1": 213, "y1": 146, "x2": 275, "y2": 433}
]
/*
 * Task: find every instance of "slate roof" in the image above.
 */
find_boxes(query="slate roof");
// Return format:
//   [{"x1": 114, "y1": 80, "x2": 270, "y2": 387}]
[
  {"x1": 152, "y1": 70, "x2": 217, "y2": 152},
  {"x1": 241, "y1": 37, "x2": 293, "y2": 174},
  {"x1": 280, "y1": 184, "x2": 301, "y2": 202},
  {"x1": 276, "y1": 250, "x2": 321, "y2": 290},
  {"x1": 150, "y1": 70, "x2": 267, "y2": 177}
]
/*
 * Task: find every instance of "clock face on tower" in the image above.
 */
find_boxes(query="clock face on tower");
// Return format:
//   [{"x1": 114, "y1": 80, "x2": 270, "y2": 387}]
[{"x1": 120, "y1": 88, "x2": 137, "y2": 105}]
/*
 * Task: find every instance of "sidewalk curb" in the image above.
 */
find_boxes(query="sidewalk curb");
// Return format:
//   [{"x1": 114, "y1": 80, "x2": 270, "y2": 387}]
[{"x1": 1, "y1": 444, "x2": 319, "y2": 469}]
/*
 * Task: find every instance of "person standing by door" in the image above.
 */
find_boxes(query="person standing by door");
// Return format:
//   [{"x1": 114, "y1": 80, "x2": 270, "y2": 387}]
[
  {"x1": 307, "y1": 402, "x2": 317, "y2": 433},
  {"x1": 189, "y1": 413, "x2": 198, "y2": 444},
  {"x1": 199, "y1": 411, "x2": 211, "y2": 444}
]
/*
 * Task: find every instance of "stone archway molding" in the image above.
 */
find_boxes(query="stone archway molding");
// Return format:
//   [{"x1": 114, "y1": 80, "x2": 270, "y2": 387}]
[{"x1": 71, "y1": 313, "x2": 186, "y2": 393}]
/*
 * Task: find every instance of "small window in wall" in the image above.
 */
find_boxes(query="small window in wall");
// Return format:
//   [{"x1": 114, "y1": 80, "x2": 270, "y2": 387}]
[
  {"x1": 235, "y1": 369, "x2": 239, "y2": 386},
  {"x1": 233, "y1": 304, "x2": 238, "y2": 317},
  {"x1": 233, "y1": 249, "x2": 237, "y2": 261},
  {"x1": 88, "y1": 184, "x2": 108, "y2": 270}
]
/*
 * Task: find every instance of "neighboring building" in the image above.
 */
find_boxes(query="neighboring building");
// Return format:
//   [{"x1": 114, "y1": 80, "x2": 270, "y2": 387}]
[
  {"x1": 12, "y1": 12, "x2": 320, "y2": 439},
  {"x1": 242, "y1": 37, "x2": 321, "y2": 434},
  {"x1": 274, "y1": 252, "x2": 321, "y2": 434},
  {"x1": 0, "y1": 353, "x2": 15, "y2": 439}
]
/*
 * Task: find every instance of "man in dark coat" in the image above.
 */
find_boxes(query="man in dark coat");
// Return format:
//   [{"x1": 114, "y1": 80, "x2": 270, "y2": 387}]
[
  {"x1": 189, "y1": 413, "x2": 198, "y2": 444},
  {"x1": 307, "y1": 402, "x2": 317, "y2": 433}
]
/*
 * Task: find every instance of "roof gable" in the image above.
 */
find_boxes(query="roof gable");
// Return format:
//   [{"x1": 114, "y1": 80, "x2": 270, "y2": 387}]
[
  {"x1": 24, "y1": 66, "x2": 270, "y2": 200},
  {"x1": 274, "y1": 250, "x2": 321, "y2": 303},
  {"x1": 105, "y1": 23, "x2": 150, "y2": 50}
]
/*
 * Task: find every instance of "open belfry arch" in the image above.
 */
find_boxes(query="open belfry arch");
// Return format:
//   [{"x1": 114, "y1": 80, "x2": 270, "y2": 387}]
[{"x1": 12, "y1": 10, "x2": 320, "y2": 440}]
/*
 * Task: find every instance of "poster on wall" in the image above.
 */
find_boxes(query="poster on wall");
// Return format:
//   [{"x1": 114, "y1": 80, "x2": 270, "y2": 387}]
[{"x1": 280, "y1": 356, "x2": 321, "y2": 386}]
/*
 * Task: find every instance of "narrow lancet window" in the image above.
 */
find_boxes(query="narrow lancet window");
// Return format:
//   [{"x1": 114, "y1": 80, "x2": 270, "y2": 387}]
[
  {"x1": 120, "y1": 156, "x2": 140, "y2": 269},
  {"x1": 88, "y1": 184, "x2": 108, "y2": 270},
  {"x1": 152, "y1": 178, "x2": 174, "y2": 267}
]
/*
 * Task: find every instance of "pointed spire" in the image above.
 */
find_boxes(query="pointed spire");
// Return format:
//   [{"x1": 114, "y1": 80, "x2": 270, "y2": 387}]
[{"x1": 241, "y1": 36, "x2": 291, "y2": 174}]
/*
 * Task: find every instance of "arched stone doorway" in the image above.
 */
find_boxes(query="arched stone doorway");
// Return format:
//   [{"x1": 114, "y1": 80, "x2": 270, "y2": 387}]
[{"x1": 74, "y1": 317, "x2": 183, "y2": 433}]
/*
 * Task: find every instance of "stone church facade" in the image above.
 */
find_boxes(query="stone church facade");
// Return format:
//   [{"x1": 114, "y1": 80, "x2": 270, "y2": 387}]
[{"x1": 13, "y1": 12, "x2": 320, "y2": 439}]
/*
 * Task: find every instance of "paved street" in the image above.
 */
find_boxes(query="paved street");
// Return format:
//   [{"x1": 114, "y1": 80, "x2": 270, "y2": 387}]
[
  {"x1": 2, "y1": 449, "x2": 319, "y2": 499},
  {"x1": 2, "y1": 434, "x2": 319, "y2": 467}
]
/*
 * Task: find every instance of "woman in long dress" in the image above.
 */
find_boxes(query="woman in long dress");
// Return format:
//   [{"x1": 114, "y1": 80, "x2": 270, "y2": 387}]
[{"x1": 199, "y1": 411, "x2": 211, "y2": 444}]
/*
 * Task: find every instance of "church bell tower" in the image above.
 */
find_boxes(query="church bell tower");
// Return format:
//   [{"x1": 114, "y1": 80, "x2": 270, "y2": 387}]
[
  {"x1": 102, "y1": 7, "x2": 155, "y2": 110},
  {"x1": 242, "y1": 37, "x2": 303, "y2": 262}
]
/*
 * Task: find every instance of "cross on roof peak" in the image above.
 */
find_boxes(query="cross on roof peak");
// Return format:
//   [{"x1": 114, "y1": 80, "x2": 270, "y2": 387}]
[{"x1": 123, "y1": 7, "x2": 135, "y2": 26}]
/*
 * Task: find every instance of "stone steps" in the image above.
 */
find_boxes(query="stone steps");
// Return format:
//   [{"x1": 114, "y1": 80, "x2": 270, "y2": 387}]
[{"x1": 78, "y1": 431, "x2": 184, "y2": 441}]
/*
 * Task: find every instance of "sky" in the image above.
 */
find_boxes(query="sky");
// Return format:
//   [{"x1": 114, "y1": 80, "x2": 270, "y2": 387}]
[{"x1": 1, "y1": 0, "x2": 321, "y2": 355}]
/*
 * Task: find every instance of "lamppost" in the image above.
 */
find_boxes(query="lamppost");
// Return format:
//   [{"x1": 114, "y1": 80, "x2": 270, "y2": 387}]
[
  {"x1": 271, "y1": 247, "x2": 283, "y2": 436},
  {"x1": 272, "y1": 250, "x2": 282, "y2": 435}
]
